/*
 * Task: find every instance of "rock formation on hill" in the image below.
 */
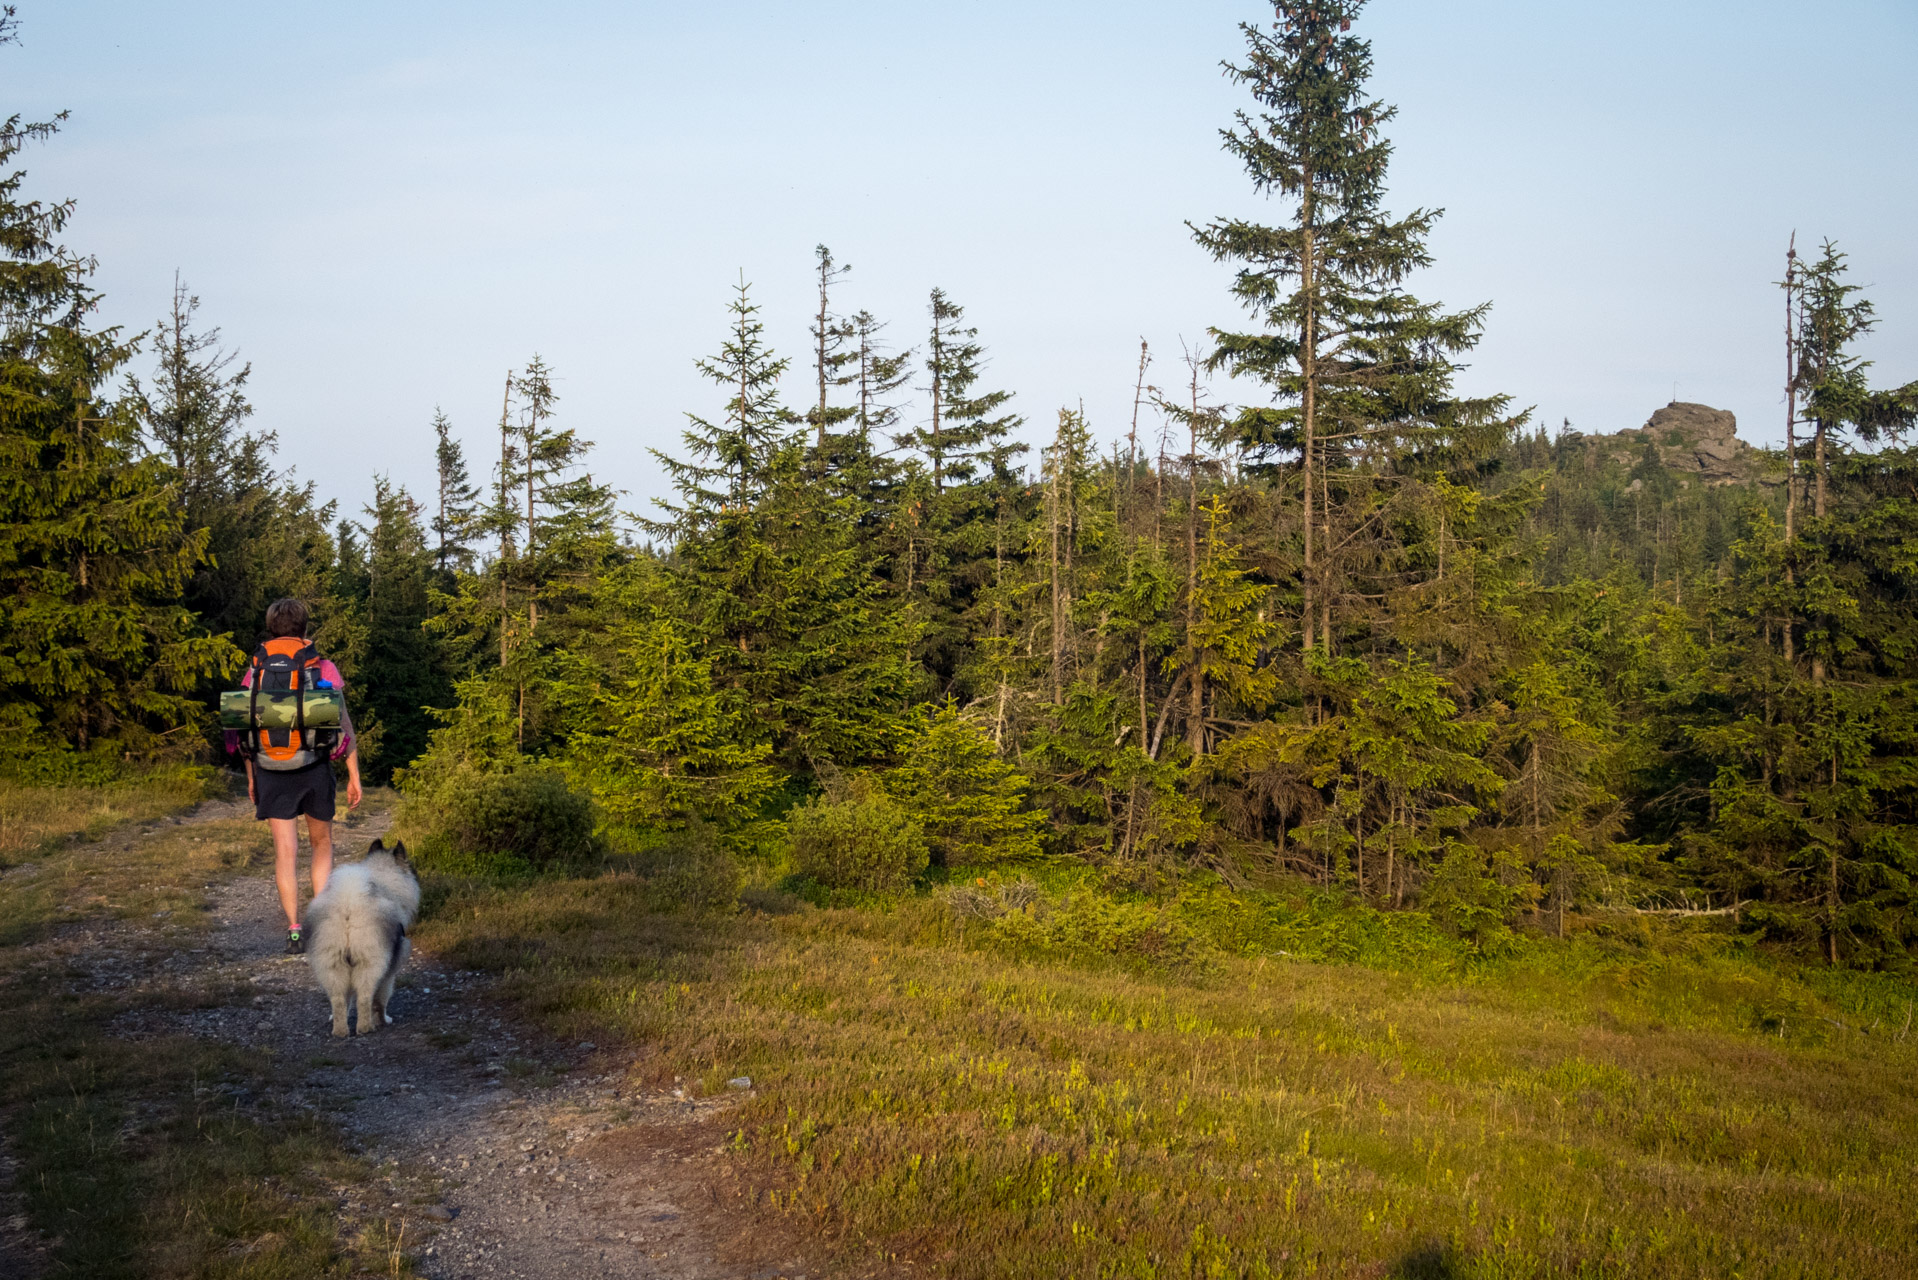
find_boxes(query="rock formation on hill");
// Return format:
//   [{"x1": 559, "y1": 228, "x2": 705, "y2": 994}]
[{"x1": 1559, "y1": 402, "x2": 1767, "y2": 487}]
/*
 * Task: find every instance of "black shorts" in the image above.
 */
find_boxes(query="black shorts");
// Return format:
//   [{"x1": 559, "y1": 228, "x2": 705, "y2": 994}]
[{"x1": 253, "y1": 759, "x2": 337, "y2": 822}]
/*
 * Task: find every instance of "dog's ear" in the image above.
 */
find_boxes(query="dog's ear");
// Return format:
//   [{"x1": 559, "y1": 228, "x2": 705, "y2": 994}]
[
  {"x1": 368, "y1": 838, "x2": 385, "y2": 853},
  {"x1": 391, "y1": 840, "x2": 408, "y2": 863}
]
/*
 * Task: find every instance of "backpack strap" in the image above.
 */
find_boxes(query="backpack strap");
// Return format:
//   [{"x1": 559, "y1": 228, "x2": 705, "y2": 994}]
[
  {"x1": 293, "y1": 648, "x2": 308, "y2": 739},
  {"x1": 247, "y1": 646, "x2": 267, "y2": 757}
]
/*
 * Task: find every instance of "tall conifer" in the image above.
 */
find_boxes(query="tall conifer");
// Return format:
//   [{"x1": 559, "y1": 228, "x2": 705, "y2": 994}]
[
  {"x1": 431, "y1": 408, "x2": 481, "y2": 576},
  {"x1": 653, "y1": 278, "x2": 796, "y2": 522},
  {"x1": 1194, "y1": 0, "x2": 1503, "y2": 653},
  {"x1": 0, "y1": 48, "x2": 237, "y2": 755}
]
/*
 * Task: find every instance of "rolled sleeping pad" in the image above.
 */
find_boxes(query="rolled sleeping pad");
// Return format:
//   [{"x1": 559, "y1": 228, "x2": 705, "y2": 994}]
[{"x1": 219, "y1": 689, "x2": 344, "y2": 730}]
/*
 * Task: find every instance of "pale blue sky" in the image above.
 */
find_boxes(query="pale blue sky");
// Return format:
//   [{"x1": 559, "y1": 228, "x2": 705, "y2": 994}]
[{"x1": 14, "y1": 1, "x2": 1917, "y2": 520}]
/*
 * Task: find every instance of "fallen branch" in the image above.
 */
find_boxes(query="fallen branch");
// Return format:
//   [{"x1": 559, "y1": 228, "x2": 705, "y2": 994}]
[{"x1": 1597, "y1": 900, "x2": 1750, "y2": 918}]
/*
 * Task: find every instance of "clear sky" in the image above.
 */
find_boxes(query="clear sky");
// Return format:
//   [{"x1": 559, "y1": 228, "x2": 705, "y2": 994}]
[{"x1": 12, "y1": 1, "x2": 1916, "y2": 523}]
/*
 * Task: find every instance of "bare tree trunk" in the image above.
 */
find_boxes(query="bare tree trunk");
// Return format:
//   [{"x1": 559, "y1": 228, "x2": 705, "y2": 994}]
[
  {"x1": 1125, "y1": 339, "x2": 1150, "y2": 522},
  {"x1": 1393, "y1": 794, "x2": 1406, "y2": 908},
  {"x1": 1828, "y1": 751, "x2": 1841, "y2": 965},
  {"x1": 856, "y1": 318, "x2": 874, "y2": 444},
  {"x1": 1050, "y1": 448, "x2": 1064, "y2": 706},
  {"x1": 1353, "y1": 769, "x2": 1365, "y2": 897},
  {"x1": 497, "y1": 372, "x2": 513, "y2": 669},
  {"x1": 1301, "y1": 209, "x2": 1317, "y2": 656},
  {"x1": 815, "y1": 253, "x2": 832, "y2": 450},
  {"x1": 1810, "y1": 512, "x2": 1825, "y2": 683},
  {"x1": 929, "y1": 301, "x2": 944, "y2": 492},
  {"x1": 1186, "y1": 395, "x2": 1203, "y2": 756},
  {"x1": 1319, "y1": 464, "x2": 1333, "y2": 657},
  {"x1": 1154, "y1": 413, "x2": 1167, "y2": 548},
  {"x1": 994, "y1": 497, "x2": 1008, "y2": 747},
  {"x1": 1138, "y1": 637, "x2": 1149, "y2": 758},
  {"x1": 524, "y1": 416, "x2": 538, "y2": 640},
  {"x1": 1784, "y1": 235, "x2": 1799, "y2": 544},
  {"x1": 1814, "y1": 420, "x2": 1828, "y2": 522},
  {"x1": 1384, "y1": 800, "x2": 1395, "y2": 910}
]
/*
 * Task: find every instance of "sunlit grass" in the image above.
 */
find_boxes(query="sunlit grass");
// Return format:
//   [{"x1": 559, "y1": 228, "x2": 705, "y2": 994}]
[
  {"x1": 0, "y1": 766, "x2": 213, "y2": 863},
  {"x1": 418, "y1": 873, "x2": 1918, "y2": 1278}
]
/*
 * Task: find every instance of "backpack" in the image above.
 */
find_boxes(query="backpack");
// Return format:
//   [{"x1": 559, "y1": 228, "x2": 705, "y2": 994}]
[{"x1": 244, "y1": 636, "x2": 341, "y2": 772}]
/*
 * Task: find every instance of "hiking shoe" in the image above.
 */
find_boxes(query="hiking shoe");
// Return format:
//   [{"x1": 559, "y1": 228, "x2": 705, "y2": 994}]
[{"x1": 285, "y1": 926, "x2": 304, "y2": 956}]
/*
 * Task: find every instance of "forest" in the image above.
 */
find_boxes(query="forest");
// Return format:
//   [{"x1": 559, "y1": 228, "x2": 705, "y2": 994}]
[
  {"x1": 9, "y1": 3, "x2": 1918, "y2": 1276},
  {"x1": 5, "y1": 4, "x2": 1918, "y2": 974}
]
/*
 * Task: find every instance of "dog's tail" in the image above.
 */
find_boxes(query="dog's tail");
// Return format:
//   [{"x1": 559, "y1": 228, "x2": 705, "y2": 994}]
[{"x1": 374, "y1": 915, "x2": 407, "y2": 985}]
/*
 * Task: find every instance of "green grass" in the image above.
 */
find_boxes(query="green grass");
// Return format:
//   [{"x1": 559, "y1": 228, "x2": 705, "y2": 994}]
[
  {"x1": 0, "y1": 772, "x2": 415, "y2": 1278},
  {"x1": 416, "y1": 869, "x2": 1918, "y2": 1279}
]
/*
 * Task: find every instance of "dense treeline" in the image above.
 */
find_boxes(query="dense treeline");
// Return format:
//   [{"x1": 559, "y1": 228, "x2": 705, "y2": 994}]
[{"x1": 5, "y1": 2, "x2": 1918, "y2": 968}]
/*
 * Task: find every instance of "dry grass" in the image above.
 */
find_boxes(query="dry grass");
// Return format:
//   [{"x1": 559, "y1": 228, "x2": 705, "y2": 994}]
[
  {"x1": 0, "y1": 772, "x2": 412, "y2": 1278},
  {"x1": 0, "y1": 767, "x2": 213, "y2": 865},
  {"x1": 417, "y1": 873, "x2": 1918, "y2": 1279}
]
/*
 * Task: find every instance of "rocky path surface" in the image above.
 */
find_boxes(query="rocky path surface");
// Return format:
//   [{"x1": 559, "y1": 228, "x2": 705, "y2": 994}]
[{"x1": 45, "y1": 797, "x2": 816, "y2": 1279}]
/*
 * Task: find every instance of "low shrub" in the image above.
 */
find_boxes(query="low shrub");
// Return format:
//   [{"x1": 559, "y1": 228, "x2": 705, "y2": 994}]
[
  {"x1": 401, "y1": 764, "x2": 605, "y2": 872},
  {"x1": 413, "y1": 847, "x2": 535, "y2": 880},
  {"x1": 787, "y1": 781, "x2": 927, "y2": 894},
  {"x1": 980, "y1": 887, "x2": 1206, "y2": 969},
  {"x1": 621, "y1": 824, "x2": 741, "y2": 914},
  {"x1": 1420, "y1": 842, "x2": 1539, "y2": 954}
]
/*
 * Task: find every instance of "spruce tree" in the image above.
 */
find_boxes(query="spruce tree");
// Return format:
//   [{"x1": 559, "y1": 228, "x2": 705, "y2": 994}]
[
  {"x1": 352, "y1": 477, "x2": 446, "y2": 779},
  {"x1": 851, "y1": 309, "x2": 914, "y2": 446},
  {"x1": 1793, "y1": 240, "x2": 1918, "y2": 521},
  {"x1": 130, "y1": 275, "x2": 257, "y2": 515},
  {"x1": 883, "y1": 702, "x2": 1045, "y2": 867},
  {"x1": 125, "y1": 277, "x2": 343, "y2": 647},
  {"x1": 1194, "y1": 0, "x2": 1505, "y2": 654},
  {"x1": 431, "y1": 408, "x2": 481, "y2": 576},
  {"x1": 652, "y1": 278, "x2": 796, "y2": 521},
  {"x1": 888, "y1": 289, "x2": 1028, "y2": 690},
  {"x1": 898, "y1": 288, "x2": 1025, "y2": 492},
  {"x1": 0, "y1": 61, "x2": 238, "y2": 757},
  {"x1": 806, "y1": 245, "x2": 858, "y2": 454},
  {"x1": 563, "y1": 559, "x2": 783, "y2": 836},
  {"x1": 649, "y1": 284, "x2": 919, "y2": 772}
]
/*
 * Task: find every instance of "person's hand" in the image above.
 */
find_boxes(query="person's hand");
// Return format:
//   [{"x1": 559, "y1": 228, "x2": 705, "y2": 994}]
[{"x1": 347, "y1": 775, "x2": 363, "y2": 809}]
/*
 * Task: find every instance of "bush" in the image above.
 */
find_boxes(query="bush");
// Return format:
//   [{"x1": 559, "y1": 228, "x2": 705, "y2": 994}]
[
  {"x1": 404, "y1": 764, "x2": 605, "y2": 872},
  {"x1": 1420, "y1": 842, "x2": 1538, "y2": 954},
  {"x1": 882, "y1": 702, "x2": 1045, "y2": 867},
  {"x1": 787, "y1": 781, "x2": 927, "y2": 894},
  {"x1": 976, "y1": 887, "x2": 1206, "y2": 969},
  {"x1": 623, "y1": 824, "x2": 741, "y2": 913}
]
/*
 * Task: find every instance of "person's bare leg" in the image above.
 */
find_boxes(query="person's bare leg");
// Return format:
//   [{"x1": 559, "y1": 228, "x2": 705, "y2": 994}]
[
  {"x1": 306, "y1": 815, "x2": 334, "y2": 900},
  {"x1": 271, "y1": 817, "x2": 303, "y2": 928}
]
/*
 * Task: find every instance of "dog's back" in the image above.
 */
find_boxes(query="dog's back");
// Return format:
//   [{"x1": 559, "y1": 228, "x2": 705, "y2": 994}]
[{"x1": 307, "y1": 840, "x2": 419, "y2": 1037}]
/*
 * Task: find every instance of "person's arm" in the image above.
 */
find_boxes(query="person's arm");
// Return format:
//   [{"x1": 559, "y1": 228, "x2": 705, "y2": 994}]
[
  {"x1": 318, "y1": 659, "x2": 360, "y2": 806},
  {"x1": 246, "y1": 755, "x2": 256, "y2": 805}
]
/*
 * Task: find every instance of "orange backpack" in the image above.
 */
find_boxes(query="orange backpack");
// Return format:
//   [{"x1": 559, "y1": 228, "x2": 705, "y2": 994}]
[{"x1": 245, "y1": 636, "x2": 339, "y2": 772}]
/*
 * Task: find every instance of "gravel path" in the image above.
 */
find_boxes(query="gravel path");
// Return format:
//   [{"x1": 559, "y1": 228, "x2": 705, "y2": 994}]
[{"x1": 19, "y1": 795, "x2": 815, "y2": 1279}]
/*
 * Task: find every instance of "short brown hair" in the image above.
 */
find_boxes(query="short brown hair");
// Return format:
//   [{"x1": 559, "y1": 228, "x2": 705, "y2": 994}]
[{"x1": 264, "y1": 598, "x2": 310, "y2": 638}]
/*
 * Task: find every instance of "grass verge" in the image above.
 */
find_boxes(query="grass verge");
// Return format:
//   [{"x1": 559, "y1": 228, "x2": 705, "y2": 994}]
[
  {"x1": 416, "y1": 869, "x2": 1918, "y2": 1279},
  {"x1": 0, "y1": 771, "x2": 413, "y2": 1278}
]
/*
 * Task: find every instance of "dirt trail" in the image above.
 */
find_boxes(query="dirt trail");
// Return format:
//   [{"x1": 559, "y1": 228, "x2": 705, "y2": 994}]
[{"x1": 31, "y1": 796, "x2": 815, "y2": 1280}]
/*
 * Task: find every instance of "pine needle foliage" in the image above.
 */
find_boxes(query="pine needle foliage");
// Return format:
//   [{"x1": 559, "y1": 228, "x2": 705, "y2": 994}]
[{"x1": 0, "y1": 90, "x2": 238, "y2": 759}]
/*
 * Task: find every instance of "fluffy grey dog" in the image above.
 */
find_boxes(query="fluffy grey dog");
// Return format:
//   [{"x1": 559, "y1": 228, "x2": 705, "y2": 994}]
[{"x1": 304, "y1": 839, "x2": 420, "y2": 1037}]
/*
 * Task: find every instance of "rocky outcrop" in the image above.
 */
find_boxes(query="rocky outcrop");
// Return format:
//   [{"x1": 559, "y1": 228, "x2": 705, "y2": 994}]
[{"x1": 1560, "y1": 402, "x2": 1767, "y2": 487}]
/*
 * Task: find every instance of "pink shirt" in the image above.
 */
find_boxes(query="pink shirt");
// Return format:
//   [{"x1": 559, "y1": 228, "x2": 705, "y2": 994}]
[{"x1": 224, "y1": 657, "x2": 356, "y2": 761}]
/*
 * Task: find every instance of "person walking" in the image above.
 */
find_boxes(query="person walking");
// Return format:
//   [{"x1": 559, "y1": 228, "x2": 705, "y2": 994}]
[{"x1": 228, "y1": 597, "x2": 362, "y2": 954}]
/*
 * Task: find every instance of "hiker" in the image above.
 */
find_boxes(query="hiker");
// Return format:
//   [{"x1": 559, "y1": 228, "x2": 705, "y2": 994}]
[{"x1": 227, "y1": 597, "x2": 362, "y2": 954}]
